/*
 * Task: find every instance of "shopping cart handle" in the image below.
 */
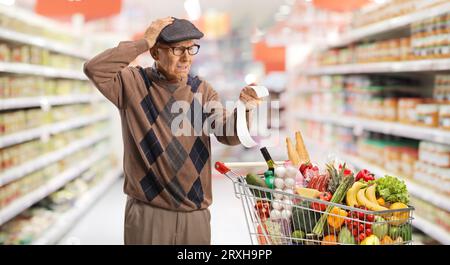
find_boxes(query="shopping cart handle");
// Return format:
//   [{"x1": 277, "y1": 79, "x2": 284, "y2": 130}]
[{"x1": 214, "y1": 161, "x2": 230, "y2": 174}]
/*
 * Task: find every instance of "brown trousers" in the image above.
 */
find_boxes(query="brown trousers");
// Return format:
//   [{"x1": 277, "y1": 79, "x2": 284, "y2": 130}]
[{"x1": 124, "y1": 197, "x2": 211, "y2": 245}]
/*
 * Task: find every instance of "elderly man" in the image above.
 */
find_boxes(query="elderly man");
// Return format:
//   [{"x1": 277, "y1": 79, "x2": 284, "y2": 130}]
[{"x1": 83, "y1": 17, "x2": 260, "y2": 245}]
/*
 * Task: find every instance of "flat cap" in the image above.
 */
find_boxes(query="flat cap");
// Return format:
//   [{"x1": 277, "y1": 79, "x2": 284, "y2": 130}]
[{"x1": 157, "y1": 17, "x2": 204, "y2": 43}]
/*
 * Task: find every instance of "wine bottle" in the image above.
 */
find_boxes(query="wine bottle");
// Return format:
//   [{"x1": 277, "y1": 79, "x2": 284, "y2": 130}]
[{"x1": 260, "y1": 147, "x2": 275, "y2": 173}]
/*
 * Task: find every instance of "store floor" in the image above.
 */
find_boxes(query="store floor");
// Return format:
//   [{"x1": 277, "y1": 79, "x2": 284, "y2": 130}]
[{"x1": 58, "y1": 175, "x2": 251, "y2": 245}]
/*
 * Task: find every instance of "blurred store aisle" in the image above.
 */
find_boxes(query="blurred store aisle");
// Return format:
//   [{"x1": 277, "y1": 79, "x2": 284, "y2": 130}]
[
  {"x1": 58, "y1": 175, "x2": 251, "y2": 245},
  {"x1": 58, "y1": 177, "x2": 126, "y2": 245}
]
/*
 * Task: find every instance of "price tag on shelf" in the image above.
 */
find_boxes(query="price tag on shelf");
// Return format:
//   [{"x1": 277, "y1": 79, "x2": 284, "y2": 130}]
[
  {"x1": 40, "y1": 131, "x2": 50, "y2": 143},
  {"x1": 39, "y1": 97, "x2": 51, "y2": 112},
  {"x1": 353, "y1": 125, "x2": 363, "y2": 136}
]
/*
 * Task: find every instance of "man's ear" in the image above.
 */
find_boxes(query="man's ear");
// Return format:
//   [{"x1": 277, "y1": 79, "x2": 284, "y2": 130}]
[{"x1": 150, "y1": 47, "x2": 159, "y2": 60}]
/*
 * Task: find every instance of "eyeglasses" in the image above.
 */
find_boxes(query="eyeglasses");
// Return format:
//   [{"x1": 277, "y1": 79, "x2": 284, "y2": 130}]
[{"x1": 158, "y1": 44, "x2": 200, "y2": 56}]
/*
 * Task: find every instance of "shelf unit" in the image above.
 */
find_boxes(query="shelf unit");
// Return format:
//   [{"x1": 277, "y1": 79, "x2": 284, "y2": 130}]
[
  {"x1": 303, "y1": 137, "x2": 450, "y2": 244},
  {"x1": 0, "y1": 150, "x2": 110, "y2": 226},
  {"x1": 412, "y1": 216, "x2": 450, "y2": 245},
  {"x1": 0, "y1": 132, "x2": 109, "y2": 186},
  {"x1": 0, "y1": 62, "x2": 87, "y2": 80},
  {"x1": 304, "y1": 58, "x2": 450, "y2": 75},
  {"x1": 0, "y1": 94, "x2": 104, "y2": 111},
  {"x1": 323, "y1": 2, "x2": 450, "y2": 49},
  {"x1": 0, "y1": 4, "x2": 89, "y2": 60},
  {"x1": 290, "y1": 3, "x2": 450, "y2": 243},
  {"x1": 296, "y1": 112, "x2": 450, "y2": 145},
  {"x1": 0, "y1": 27, "x2": 89, "y2": 60},
  {"x1": 0, "y1": 113, "x2": 109, "y2": 149},
  {"x1": 0, "y1": 4, "x2": 118, "y2": 245},
  {"x1": 32, "y1": 168, "x2": 122, "y2": 245}
]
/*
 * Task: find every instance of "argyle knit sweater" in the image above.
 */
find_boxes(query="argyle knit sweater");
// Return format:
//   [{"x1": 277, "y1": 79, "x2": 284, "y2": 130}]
[{"x1": 84, "y1": 39, "x2": 246, "y2": 211}]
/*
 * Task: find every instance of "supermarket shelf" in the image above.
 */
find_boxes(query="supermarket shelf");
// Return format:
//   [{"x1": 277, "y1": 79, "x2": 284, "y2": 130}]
[
  {"x1": 294, "y1": 89, "x2": 342, "y2": 95},
  {"x1": 0, "y1": 4, "x2": 82, "y2": 43},
  {"x1": 0, "y1": 62, "x2": 87, "y2": 80},
  {"x1": 0, "y1": 151, "x2": 109, "y2": 226},
  {"x1": 32, "y1": 168, "x2": 122, "y2": 245},
  {"x1": 297, "y1": 112, "x2": 450, "y2": 145},
  {"x1": 304, "y1": 58, "x2": 450, "y2": 75},
  {"x1": 0, "y1": 94, "x2": 104, "y2": 111},
  {"x1": 0, "y1": 28, "x2": 89, "y2": 60},
  {"x1": 337, "y1": 152, "x2": 450, "y2": 212},
  {"x1": 412, "y1": 216, "x2": 450, "y2": 245},
  {"x1": 0, "y1": 113, "x2": 109, "y2": 149},
  {"x1": 0, "y1": 132, "x2": 109, "y2": 187},
  {"x1": 325, "y1": 2, "x2": 450, "y2": 48}
]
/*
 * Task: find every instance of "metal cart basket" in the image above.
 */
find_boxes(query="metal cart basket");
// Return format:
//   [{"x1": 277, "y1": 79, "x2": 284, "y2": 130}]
[{"x1": 215, "y1": 161, "x2": 414, "y2": 245}]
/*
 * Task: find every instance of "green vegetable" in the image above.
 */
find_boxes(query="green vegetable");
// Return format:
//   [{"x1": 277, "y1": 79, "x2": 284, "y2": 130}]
[
  {"x1": 246, "y1": 173, "x2": 266, "y2": 187},
  {"x1": 312, "y1": 166, "x2": 355, "y2": 236},
  {"x1": 338, "y1": 227, "x2": 356, "y2": 245},
  {"x1": 372, "y1": 216, "x2": 389, "y2": 239},
  {"x1": 389, "y1": 224, "x2": 412, "y2": 241},
  {"x1": 291, "y1": 201, "x2": 320, "y2": 233},
  {"x1": 374, "y1": 175, "x2": 409, "y2": 204},
  {"x1": 291, "y1": 230, "x2": 305, "y2": 244},
  {"x1": 246, "y1": 173, "x2": 272, "y2": 199}
]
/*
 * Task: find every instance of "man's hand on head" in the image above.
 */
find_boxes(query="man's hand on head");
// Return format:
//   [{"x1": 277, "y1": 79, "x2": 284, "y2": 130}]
[
  {"x1": 144, "y1": 17, "x2": 175, "y2": 48},
  {"x1": 239, "y1": 84, "x2": 262, "y2": 111}
]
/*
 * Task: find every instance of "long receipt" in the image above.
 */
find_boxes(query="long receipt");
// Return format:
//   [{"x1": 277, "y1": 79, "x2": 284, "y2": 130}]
[{"x1": 236, "y1": 85, "x2": 269, "y2": 148}]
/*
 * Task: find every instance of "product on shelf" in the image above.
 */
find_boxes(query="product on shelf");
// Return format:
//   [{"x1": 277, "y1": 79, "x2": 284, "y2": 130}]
[
  {"x1": 0, "y1": 139, "x2": 110, "y2": 209},
  {"x1": 0, "y1": 120, "x2": 109, "y2": 172},
  {"x1": 0, "y1": 13, "x2": 80, "y2": 45},
  {"x1": 416, "y1": 103, "x2": 440, "y2": 127},
  {"x1": 295, "y1": 74, "x2": 450, "y2": 128},
  {"x1": 356, "y1": 136, "x2": 419, "y2": 176},
  {"x1": 0, "y1": 157, "x2": 116, "y2": 244},
  {"x1": 351, "y1": 0, "x2": 448, "y2": 28},
  {"x1": 410, "y1": 196, "x2": 450, "y2": 233},
  {"x1": 0, "y1": 76, "x2": 93, "y2": 98},
  {"x1": 434, "y1": 75, "x2": 450, "y2": 102},
  {"x1": 317, "y1": 11, "x2": 450, "y2": 66},
  {"x1": 0, "y1": 44, "x2": 11, "y2": 61},
  {"x1": 398, "y1": 98, "x2": 425, "y2": 124},
  {"x1": 411, "y1": 13, "x2": 450, "y2": 59},
  {"x1": 0, "y1": 103, "x2": 108, "y2": 137},
  {"x1": 440, "y1": 105, "x2": 450, "y2": 130},
  {"x1": 418, "y1": 141, "x2": 450, "y2": 168},
  {"x1": 0, "y1": 42, "x2": 84, "y2": 70}
]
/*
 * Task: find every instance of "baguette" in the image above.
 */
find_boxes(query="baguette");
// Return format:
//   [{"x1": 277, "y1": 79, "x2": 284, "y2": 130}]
[
  {"x1": 286, "y1": 137, "x2": 300, "y2": 166},
  {"x1": 295, "y1": 131, "x2": 310, "y2": 163}
]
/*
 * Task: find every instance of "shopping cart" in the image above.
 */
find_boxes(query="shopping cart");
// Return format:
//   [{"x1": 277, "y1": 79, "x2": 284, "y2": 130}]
[{"x1": 215, "y1": 161, "x2": 414, "y2": 245}]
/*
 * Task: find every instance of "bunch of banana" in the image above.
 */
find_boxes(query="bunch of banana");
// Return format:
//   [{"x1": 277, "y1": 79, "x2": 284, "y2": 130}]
[
  {"x1": 346, "y1": 181, "x2": 366, "y2": 207},
  {"x1": 359, "y1": 184, "x2": 389, "y2": 211},
  {"x1": 346, "y1": 182, "x2": 389, "y2": 211}
]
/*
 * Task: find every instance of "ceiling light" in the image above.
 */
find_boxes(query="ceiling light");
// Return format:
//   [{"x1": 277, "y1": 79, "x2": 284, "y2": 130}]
[
  {"x1": 184, "y1": 0, "x2": 202, "y2": 21},
  {"x1": 279, "y1": 5, "x2": 291, "y2": 15}
]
